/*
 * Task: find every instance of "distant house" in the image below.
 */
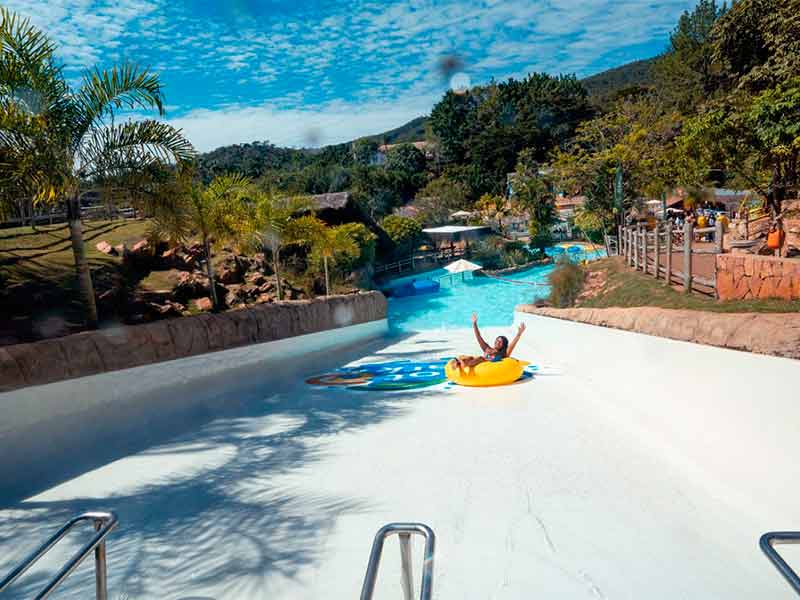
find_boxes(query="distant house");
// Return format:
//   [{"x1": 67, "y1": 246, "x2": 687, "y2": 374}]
[
  {"x1": 664, "y1": 187, "x2": 753, "y2": 214},
  {"x1": 554, "y1": 194, "x2": 585, "y2": 219},
  {"x1": 393, "y1": 204, "x2": 420, "y2": 219},
  {"x1": 552, "y1": 195, "x2": 585, "y2": 239}
]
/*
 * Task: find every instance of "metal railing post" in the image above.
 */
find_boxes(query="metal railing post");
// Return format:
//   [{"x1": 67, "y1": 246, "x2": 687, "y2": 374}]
[
  {"x1": 94, "y1": 519, "x2": 109, "y2": 600},
  {"x1": 360, "y1": 523, "x2": 435, "y2": 600},
  {"x1": 760, "y1": 532, "x2": 800, "y2": 594},
  {"x1": 399, "y1": 533, "x2": 414, "y2": 600},
  {"x1": 0, "y1": 512, "x2": 117, "y2": 600}
]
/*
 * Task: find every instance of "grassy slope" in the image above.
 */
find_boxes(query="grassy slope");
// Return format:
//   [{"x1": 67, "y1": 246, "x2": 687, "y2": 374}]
[
  {"x1": 0, "y1": 219, "x2": 151, "y2": 286},
  {"x1": 580, "y1": 257, "x2": 800, "y2": 313}
]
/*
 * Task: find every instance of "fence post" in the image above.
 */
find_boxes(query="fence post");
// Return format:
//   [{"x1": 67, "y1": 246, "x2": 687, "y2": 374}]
[
  {"x1": 633, "y1": 225, "x2": 640, "y2": 270},
  {"x1": 683, "y1": 221, "x2": 693, "y2": 293},
  {"x1": 666, "y1": 224, "x2": 673, "y2": 286},
  {"x1": 714, "y1": 219, "x2": 724, "y2": 254},
  {"x1": 643, "y1": 226, "x2": 649, "y2": 274},
  {"x1": 625, "y1": 228, "x2": 630, "y2": 264},
  {"x1": 618, "y1": 225, "x2": 623, "y2": 257},
  {"x1": 654, "y1": 221, "x2": 660, "y2": 280}
]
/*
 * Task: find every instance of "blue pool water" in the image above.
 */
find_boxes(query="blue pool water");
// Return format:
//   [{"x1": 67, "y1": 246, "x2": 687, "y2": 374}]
[{"x1": 387, "y1": 249, "x2": 605, "y2": 332}]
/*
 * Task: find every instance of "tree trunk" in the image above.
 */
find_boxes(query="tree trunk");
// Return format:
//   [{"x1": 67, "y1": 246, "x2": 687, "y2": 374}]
[
  {"x1": 272, "y1": 243, "x2": 283, "y2": 301},
  {"x1": 323, "y1": 255, "x2": 330, "y2": 296},
  {"x1": 203, "y1": 236, "x2": 219, "y2": 309},
  {"x1": 67, "y1": 194, "x2": 99, "y2": 329}
]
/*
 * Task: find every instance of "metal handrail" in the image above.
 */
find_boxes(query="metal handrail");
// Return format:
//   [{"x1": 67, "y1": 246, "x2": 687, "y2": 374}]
[
  {"x1": 0, "y1": 511, "x2": 118, "y2": 600},
  {"x1": 360, "y1": 523, "x2": 435, "y2": 600},
  {"x1": 760, "y1": 531, "x2": 800, "y2": 594}
]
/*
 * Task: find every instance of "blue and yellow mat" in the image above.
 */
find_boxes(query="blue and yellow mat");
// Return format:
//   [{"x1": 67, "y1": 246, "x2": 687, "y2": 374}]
[{"x1": 306, "y1": 359, "x2": 537, "y2": 391}]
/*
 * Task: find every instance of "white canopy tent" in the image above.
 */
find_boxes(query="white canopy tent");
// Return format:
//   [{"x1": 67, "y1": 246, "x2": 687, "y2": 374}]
[
  {"x1": 444, "y1": 259, "x2": 482, "y2": 274},
  {"x1": 443, "y1": 259, "x2": 483, "y2": 283}
]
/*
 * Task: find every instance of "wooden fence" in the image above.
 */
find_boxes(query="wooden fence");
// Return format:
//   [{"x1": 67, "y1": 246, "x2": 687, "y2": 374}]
[{"x1": 618, "y1": 220, "x2": 725, "y2": 297}]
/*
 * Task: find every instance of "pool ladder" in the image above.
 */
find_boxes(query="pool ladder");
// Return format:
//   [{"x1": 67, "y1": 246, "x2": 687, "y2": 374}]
[
  {"x1": 761, "y1": 531, "x2": 800, "y2": 595},
  {"x1": 360, "y1": 523, "x2": 435, "y2": 600},
  {"x1": 0, "y1": 511, "x2": 118, "y2": 600}
]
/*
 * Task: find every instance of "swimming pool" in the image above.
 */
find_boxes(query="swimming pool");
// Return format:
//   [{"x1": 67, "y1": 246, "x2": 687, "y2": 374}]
[{"x1": 388, "y1": 249, "x2": 606, "y2": 332}]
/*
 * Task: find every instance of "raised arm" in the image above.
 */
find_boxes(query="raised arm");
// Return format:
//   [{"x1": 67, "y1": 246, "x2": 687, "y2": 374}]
[
  {"x1": 471, "y1": 312, "x2": 489, "y2": 352},
  {"x1": 506, "y1": 322, "x2": 526, "y2": 357}
]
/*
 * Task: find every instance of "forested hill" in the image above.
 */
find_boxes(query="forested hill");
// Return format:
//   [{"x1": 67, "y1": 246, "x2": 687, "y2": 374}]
[
  {"x1": 581, "y1": 56, "x2": 657, "y2": 106},
  {"x1": 197, "y1": 57, "x2": 656, "y2": 172},
  {"x1": 361, "y1": 116, "x2": 428, "y2": 145}
]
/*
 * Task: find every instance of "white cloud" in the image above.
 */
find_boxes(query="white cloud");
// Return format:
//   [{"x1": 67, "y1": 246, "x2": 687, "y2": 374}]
[
  {"x1": 167, "y1": 93, "x2": 439, "y2": 151},
  {"x1": 8, "y1": 0, "x2": 698, "y2": 147}
]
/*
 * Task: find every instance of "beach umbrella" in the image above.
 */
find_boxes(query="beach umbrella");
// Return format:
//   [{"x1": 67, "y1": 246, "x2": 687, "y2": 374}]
[
  {"x1": 444, "y1": 259, "x2": 482, "y2": 273},
  {"x1": 444, "y1": 259, "x2": 482, "y2": 282}
]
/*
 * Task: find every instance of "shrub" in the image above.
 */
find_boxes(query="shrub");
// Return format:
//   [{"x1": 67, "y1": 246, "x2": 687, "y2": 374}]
[
  {"x1": 548, "y1": 257, "x2": 585, "y2": 307},
  {"x1": 467, "y1": 238, "x2": 504, "y2": 270},
  {"x1": 336, "y1": 222, "x2": 376, "y2": 270},
  {"x1": 381, "y1": 215, "x2": 422, "y2": 257}
]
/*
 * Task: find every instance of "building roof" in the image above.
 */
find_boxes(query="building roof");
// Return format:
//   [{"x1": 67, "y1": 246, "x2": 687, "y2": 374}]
[
  {"x1": 310, "y1": 192, "x2": 350, "y2": 211},
  {"x1": 555, "y1": 195, "x2": 586, "y2": 209}
]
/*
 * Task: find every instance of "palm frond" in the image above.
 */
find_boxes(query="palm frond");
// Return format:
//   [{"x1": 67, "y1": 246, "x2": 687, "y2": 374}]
[
  {"x1": 75, "y1": 64, "x2": 166, "y2": 133},
  {"x1": 78, "y1": 119, "x2": 195, "y2": 177},
  {"x1": 0, "y1": 8, "x2": 72, "y2": 125}
]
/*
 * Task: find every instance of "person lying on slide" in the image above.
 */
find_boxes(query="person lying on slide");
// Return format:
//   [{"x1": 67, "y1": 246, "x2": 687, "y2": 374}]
[{"x1": 449, "y1": 313, "x2": 526, "y2": 374}]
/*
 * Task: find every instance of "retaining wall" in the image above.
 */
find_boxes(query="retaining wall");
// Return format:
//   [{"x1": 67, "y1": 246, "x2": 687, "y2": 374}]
[
  {"x1": 716, "y1": 254, "x2": 800, "y2": 301},
  {"x1": 0, "y1": 292, "x2": 387, "y2": 392},
  {"x1": 516, "y1": 305, "x2": 800, "y2": 360},
  {"x1": 0, "y1": 293, "x2": 388, "y2": 501}
]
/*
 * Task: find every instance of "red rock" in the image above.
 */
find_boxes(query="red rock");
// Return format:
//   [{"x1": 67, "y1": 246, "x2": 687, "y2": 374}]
[
  {"x1": 95, "y1": 241, "x2": 116, "y2": 255},
  {"x1": 716, "y1": 271, "x2": 735, "y2": 300},
  {"x1": 131, "y1": 239, "x2": 150, "y2": 254},
  {"x1": 194, "y1": 297, "x2": 213, "y2": 312}
]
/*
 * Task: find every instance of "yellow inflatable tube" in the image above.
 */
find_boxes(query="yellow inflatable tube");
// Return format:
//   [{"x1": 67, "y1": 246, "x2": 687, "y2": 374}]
[{"x1": 445, "y1": 358, "x2": 529, "y2": 387}]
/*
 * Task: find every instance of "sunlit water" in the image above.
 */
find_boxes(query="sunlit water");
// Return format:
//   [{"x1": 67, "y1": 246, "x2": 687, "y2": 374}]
[{"x1": 387, "y1": 249, "x2": 606, "y2": 333}]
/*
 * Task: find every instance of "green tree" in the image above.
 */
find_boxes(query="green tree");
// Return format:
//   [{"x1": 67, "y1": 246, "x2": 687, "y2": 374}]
[
  {"x1": 511, "y1": 151, "x2": 556, "y2": 249},
  {"x1": 304, "y1": 218, "x2": 360, "y2": 295},
  {"x1": 429, "y1": 73, "x2": 592, "y2": 197},
  {"x1": 351, "y1": 165, "x2": 402, "y2": 220},
  {"x1": 151, "y1": 173, "x2": 249, "y2": 310},
  {"x1": 653, "y1": 0, "x2": 726, "y2": 108},
  {"x1": 385, "y1": 143, "x2": 427, "y2": 199},
  {"x1": 351, "y1": 138, "x2": 379, "y2": 166},
  {"x1": 477, "y1": 193, "x2": 518, "y2": 236},
  {"x1": 334, "y1": 221, "x2": 376, "y2": 271},
  {"x1": 0, "y1": 8, "x2": 194, "y2": 327},
  {"x1": 711, "y1": 0, "x2": 800, "y2": 92},
  {"x1": 414, "y1": 176, "x2": 470, "y2": 225},
  {"x1": 237, "y1": 189, "x2": 313, "y2": 301},
  {"x1": 677, "y1": 79, "x2": 800, "y2": 214},
  {"x1": 381, "y1": 215, "x2": 422, "y2": 257}
]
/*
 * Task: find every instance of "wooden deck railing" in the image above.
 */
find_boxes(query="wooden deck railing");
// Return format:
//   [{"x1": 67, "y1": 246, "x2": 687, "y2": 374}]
[
  {"x1": 374, "y1": 247, "x2": 466, "y2": 276},
  {"x1": 618, "y1": 220, "x2": 724, "y2": 297}
]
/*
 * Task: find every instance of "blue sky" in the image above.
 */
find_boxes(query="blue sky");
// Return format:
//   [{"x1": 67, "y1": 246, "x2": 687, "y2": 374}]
[{"x1": 10, "y1": 0, "x2": 695, "y2": 151}]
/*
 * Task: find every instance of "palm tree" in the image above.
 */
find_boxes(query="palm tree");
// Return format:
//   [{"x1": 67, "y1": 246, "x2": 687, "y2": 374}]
[
  {"x1": 151, "y1": 173, "x2": 249, "y2": 310},
  {"x1": 238, "y1": 189, "x2": 312, "y2": 301},
  {"x1": 0, "y1": 8, "x2": 194, "y2": 328},
  {"x1": 306, "y1": 220, "x2": 359, "y2": 296}
]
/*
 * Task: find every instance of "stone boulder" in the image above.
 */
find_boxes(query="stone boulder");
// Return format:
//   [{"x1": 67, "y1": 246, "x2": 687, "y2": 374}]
[
  {"x1": 193, "y1": 297, "x2": 213, "y2": 312},
  {"x1": 95, "y1": 241, "x2": 117, "y2": 255}
]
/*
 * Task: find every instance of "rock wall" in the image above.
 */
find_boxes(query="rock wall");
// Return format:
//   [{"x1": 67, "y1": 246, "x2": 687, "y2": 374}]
[
  {"x1": 716, "y1": 254, "x2": 800, "y2": 301},
  {"x1": 516, "y1": 305, "x2": 800, "y2": 360},
  {"x1": 0, "y1": 292, "x2": 387, "y2": 392}
]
